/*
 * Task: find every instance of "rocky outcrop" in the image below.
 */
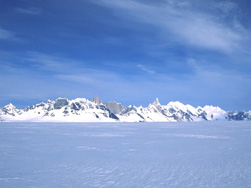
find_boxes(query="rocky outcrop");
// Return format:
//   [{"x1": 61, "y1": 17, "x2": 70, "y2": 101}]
[
  {"x1": 105, "y1": 101, "x2": 125, "y2": 114},
  {"x1": 0, "y1": 97, "x2": 250, "y2": 122},
  {"x1": 227, "y1": 111, "x2": 251, "y2": 121},
  {"x1": 92, "y1": 96, "x2": 102, "y2": 105}
]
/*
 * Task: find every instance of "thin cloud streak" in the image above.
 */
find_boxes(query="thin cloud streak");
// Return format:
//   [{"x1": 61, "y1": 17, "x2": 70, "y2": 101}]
[
  {"x1": 0, "y1": 27, "x2": 16, "y2": 41},
  {"x1": 137, "y1": 64, "x2": 155, "y2": 74},
  {"x1": 24, "y1": 52, "x2": 85, "y2": 73},
  {"x1": 0, "y1": 51, "x2": 250, "y2": 110},
  {"x1": 0, "y1": 1, "x2": 250, "y2": 111},
  {"x1": 0, "y1": 27, "x2": 25, "y2": 42},
  {"x1": 96, "y1": 0, "x2": 247, "y2": 53},
  {"x1": 14, "y1": 7, "x2": 42, "y2": 15}
]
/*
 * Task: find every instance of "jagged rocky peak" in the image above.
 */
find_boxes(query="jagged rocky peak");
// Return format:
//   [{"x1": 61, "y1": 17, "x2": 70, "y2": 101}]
[
  {"x1": 0, "y1": 97, "x2": 251, "y2": 122},
  {"x1": 92, "y1": 96, "x2": 102, "y2": 105},
  {"x1": 105, "y1": 101, "x2": 125, "y2": 114},
  {"x1": 47, "y1": 99, "x2": 53, "y2": 104},
  {"x1": 54, "y1": 98, "x2": 69, "y2": 109},
  {"x1": 153, "y1": 98, "x2": 161, "y2": 106},
  {"x1": 2, "y1": 103, "x2": 18, "y2": 112},
  {"x1": 120, "y1": 105, "x2": 138, "y2": 114},
  {"x1": 227, "y1": 111, "x2": 251, "y2": 121},
  {"x1": 3, "y1": 103, "x2": 16, "y2": 109},
  {"x1": 2, "y1": 103, "x2": 20, "y2": 116}
]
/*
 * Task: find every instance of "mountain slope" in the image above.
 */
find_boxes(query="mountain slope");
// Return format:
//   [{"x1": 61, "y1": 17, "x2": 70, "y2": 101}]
[
  {"x1": 104, "y1": 101, "x2": 125, "y2": 114},
  {"x1": 0, "y1": 98, "x2": 119, "y2": 122},
  {"x1": 0, "y1": 97, "x2": 250, "y2": 122}
]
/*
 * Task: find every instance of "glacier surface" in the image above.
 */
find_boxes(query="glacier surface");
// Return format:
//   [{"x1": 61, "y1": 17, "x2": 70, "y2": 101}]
[{"x1": 0, "y1": 121, "x2": 251, "y2": 188}]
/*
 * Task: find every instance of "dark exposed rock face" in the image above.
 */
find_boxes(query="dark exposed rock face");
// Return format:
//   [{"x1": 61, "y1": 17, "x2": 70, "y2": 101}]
[
  {"x1": 105, "y1": 101, "x2": 125, "y2": 114},
  {"x1": 198, "y1": 111, "x2": 208, "y2": 120},
  {"x1": 1, "y1": 103, "x2": 22, "y2": 116},
  {"x1": 92, "y1": 96, "x2": 102, "y2": 105},
  {"x1": 120, "y1": 105, "x2": 137, "y2": 114},
  {"x1": 109, "y1": 112, "x2": 119, "y2": 120},
  {"x1": 227, "y1": 111, "x2": 251, "y2": 121},
  {"x1": 0, "y1": 96, "x2": 251, "y2": 122},
  {"x1": 95, "y1": 104, "x2": 119, "y2": 120},
  {"x1": 54, "y1": 98, "x2": 69, "y2": 109},
  {"x1": 71, "y1": 103, "x2": 81, "y2": 110}
]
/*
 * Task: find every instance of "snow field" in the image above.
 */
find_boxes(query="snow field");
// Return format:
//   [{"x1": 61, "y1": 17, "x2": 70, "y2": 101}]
[{"x1": 0, "y1": 121, "x2": 251, "y2": 187}]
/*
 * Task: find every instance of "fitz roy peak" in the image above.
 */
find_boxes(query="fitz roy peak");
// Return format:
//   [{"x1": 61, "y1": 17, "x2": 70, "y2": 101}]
[{"x1": 0, "y1": 97, "x2": 250, "y2": 122}]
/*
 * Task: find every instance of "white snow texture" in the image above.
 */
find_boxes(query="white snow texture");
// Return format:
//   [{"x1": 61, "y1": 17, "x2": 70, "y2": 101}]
[
  {"x1": 1, "y1": 97, "x2": 249, "y2": 122},
  {"x1": 0, "y1": 121, "x2": 250, "y2": 188}
]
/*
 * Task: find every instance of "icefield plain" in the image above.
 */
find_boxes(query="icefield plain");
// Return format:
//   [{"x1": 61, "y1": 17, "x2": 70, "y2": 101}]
[{"x1": 0, "y1": 121, "x2": 251, "y2": 188}]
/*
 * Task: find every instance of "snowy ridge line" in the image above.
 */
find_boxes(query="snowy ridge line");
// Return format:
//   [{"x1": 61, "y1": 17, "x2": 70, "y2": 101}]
[{"x1": 0, "y1": 97, "x2": 250, "y2": 122}]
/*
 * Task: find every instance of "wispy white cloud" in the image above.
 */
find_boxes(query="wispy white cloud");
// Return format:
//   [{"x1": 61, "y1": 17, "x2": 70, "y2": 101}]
[
  {"x1": 14, "y1": 7, "x2": 42, "y2": 15},
  {"x1": 1, "y1": 51, "x2": 251, "y2": 110},
  {"x1": 95, "y1": 0, "x2": 248, "y2": 53},
  {"x1": 56, "y1": 70, "x2": 122, "y2": 87},
  {"x1": 24, "y1": 52, "x2": 84, "y2": 72},
  {"x1": 0, "y1": 27, "x2": 16, "y2": 41},
  {"x1": 214, "y1": 1, "x2": 238, "y2": 14},
  {"x1": 137, "y1": 64, "x2": 155, "y2": 74}
]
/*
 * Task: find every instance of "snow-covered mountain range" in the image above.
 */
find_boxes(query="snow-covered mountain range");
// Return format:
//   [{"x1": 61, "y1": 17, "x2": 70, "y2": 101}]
[{"x1": 0, "y1": 97, "x2": 250, "y2": 122}]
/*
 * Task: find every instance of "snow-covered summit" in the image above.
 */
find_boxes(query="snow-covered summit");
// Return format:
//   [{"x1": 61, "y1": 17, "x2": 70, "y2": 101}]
[
  {"x1": 0, "y1": 97, "x2": 118, "y2": 122},
  {"x1": 202, "y1": 105, "x2": 227, "y2": 120},
  {"x1": 1, "y1": 103, "x2": 21, "y2": 116},
  {"x1": 0, "y1": 97, "x2": 250, "y2": 122}
]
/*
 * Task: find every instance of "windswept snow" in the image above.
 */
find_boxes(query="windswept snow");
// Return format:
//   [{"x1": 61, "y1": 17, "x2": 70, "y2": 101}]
[{"x1": 0, "y1": 121, "x2": 251, "y2": 188}]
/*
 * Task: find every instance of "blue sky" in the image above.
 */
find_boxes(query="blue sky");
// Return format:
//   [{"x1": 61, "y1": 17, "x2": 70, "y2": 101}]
[{"x1": 0, "y1": 0, "x2": 251, "y2": 111}]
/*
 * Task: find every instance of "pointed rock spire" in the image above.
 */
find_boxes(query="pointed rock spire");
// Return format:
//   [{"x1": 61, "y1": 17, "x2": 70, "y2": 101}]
[
  {"x1": 153, "y1": 98, "x2": 160, "y2": 106},
  {"x1": 92, "y1": 96, "x2": 102, "y2": 105}
]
